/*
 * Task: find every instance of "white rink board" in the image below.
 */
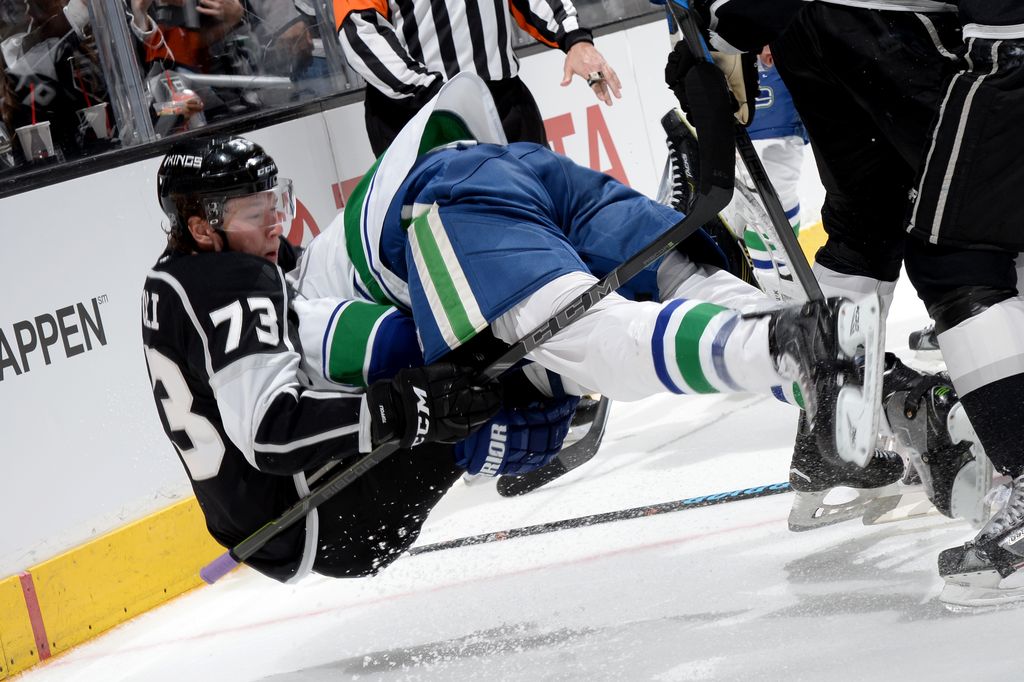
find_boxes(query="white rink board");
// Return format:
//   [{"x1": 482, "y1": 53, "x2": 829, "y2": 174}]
[{"x1": 0, "y1": 18, "x2": 687, "y2": 575}]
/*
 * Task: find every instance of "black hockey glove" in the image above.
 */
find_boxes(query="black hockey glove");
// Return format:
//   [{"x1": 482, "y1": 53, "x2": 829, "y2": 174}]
[
  {"x1": 665, "y1": 42, "x2": 758, "y2": 126},
  {"x1": 367, "y1": 363, "x2": 502, "y2": 449}
]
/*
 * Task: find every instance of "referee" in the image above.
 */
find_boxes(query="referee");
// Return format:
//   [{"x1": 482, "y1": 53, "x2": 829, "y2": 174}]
[{"x1": 335, "y1": 0, "x2": 621, "y2": 155}]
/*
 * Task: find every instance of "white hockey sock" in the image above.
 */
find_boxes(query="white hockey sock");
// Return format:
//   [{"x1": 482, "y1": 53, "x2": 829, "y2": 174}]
[
  {"x1": 938, "y1": 297, "x2": 1024, "y2": 396},
  {"x1": 491, "y1": 271, "x2": 788, "y2": 402},
  {"x1": 813, "y1": 264, "x2": 897, "y2": 318}
]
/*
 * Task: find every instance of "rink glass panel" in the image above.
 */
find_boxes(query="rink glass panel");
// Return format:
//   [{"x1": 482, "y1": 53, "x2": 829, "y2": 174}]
[{"x1": 0, "y1": 0, "x2": 658, "y2": 198}]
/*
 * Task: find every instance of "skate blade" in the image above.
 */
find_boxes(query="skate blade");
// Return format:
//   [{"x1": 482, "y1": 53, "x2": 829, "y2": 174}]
[
  {"x1": 940, "y1": 569, "x2": 1024, "y2": 610},
  {"x1": 788, "y1": 484, "x2": 899, "y2": 532},
  {"x1": 834, "y1": 295, "x2": 885, "y2": 467},
  {"x1": 862, "y1": 489, "x2": 937, "y2": 526}
]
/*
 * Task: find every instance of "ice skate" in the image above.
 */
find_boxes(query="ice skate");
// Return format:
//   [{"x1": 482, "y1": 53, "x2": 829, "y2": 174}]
[
  {"x1": 660, "y1": 108, "x2": 794, "y2": 301},
  {"x1": 768, "y1": 295, "x2": 885, "y2": 468},
  {"x1": 660, "y1": 108, "x2": 699, "y2": 214},
  {"x1": 867, "y1": 359, "x2": 992, "y2": 526},
  {"x1": 938, "y1": 475, "x2": 1024, "y2": 610},
  {"x1": 908, "y1": 322, "x2": 940, "y2": 357},
  {"x1": 788, "y1": 413, "x2": 904, "y2": 531}
]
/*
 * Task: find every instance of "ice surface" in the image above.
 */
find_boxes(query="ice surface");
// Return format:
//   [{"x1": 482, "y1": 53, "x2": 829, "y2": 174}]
[{"x1": 21, "y1": 275, "x2": 1022, "y2": 681}]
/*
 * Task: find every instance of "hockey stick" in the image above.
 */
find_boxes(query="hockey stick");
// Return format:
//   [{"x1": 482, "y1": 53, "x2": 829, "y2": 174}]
[
  {"x1": 664, "y1": 1, "x2": 886, "y2": 471},
  {"x1": 662, "y1": 1, "x2": 820, "y2": 304},
  {"x1": 732, "y1": 126, "x2": 823, "y2": 301},
  {"x1": 411, "y1": 482, "x2": 792, "y2": 556},
  {"x1": 199, "y1": 24, "x2": 735, "y2": 585},
  {"x1": 496, "y1": 396, "x2": 611, "y2": 497}
]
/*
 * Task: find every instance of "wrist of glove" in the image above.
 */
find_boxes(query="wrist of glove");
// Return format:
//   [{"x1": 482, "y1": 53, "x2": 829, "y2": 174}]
[
  {"x1": 665, "y1": 41, "x2": 758, "y2": 126},
  {"x1": 367, "y1": 363, "x2": 501, "y2": 449},
  {"x1": 454, "y1": 395, "x2": 580, "y2": 476}
]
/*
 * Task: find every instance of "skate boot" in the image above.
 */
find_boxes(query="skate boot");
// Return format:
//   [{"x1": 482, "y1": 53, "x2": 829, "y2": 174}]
[
  {"x1": 768, "y1": 296, "x2": 885, "y2": 468},
  {"x1": 571, "y1": 395, "x2": 602, "y2": 428},
  {"x1": 661, "y1": 108, "x2": 699, "y2": 214},
  {"x1": 938, "y1": 474, "x2": 1024, "y2": 609},
  {"x1": 881, "y1": 362, "x2": 985, "y2": 522},
  {"x1": 661, "y1": 109, "x2": 756, "y2": 287},
  {"x1": 908, "y1": 323, "x2": 939, "y2": 353},
  {"x1": 788, "y1": 411, "x2": 905, "y2": 531}
]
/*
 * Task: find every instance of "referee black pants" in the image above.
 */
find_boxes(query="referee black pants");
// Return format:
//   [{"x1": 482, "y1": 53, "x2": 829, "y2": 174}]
[{"x1": 363, "y1": 76, "x2": 548, "y2": 156}]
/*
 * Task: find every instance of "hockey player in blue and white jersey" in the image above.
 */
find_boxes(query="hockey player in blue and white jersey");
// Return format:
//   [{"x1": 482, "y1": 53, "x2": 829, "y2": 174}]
[
  {"x1": 296, "y1": 73, "x2": 888, "y2": 487},
  {"x1": 667, "y1": 0, "x2": 1024, "y2": 607},
  {"x1": 721, "y1": 45, "x2": 809, "y2": 302}
]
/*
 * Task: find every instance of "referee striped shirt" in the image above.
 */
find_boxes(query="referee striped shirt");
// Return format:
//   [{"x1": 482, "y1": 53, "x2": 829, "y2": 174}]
[{"x1": 334, "y1": 0, "x2": 593, "y2": 100}]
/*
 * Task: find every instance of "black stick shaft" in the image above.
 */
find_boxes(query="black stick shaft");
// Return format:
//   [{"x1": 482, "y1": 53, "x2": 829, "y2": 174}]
[
  {"x1": 410, "y1": 482, "x2": 792, "y2": 556},
  {"x1": 733, "y1": 125, "x2": 824, "y2": 302}
]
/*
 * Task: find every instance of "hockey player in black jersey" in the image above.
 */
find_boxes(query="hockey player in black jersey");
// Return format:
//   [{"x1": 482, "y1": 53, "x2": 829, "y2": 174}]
[
  {"x1": 141, "y1": 137, "x2": 518, "y2": 583},
  {"x1": 906, "y1": 4, "x2": 1024, "y2": 608},
  {"x1": 665, "y1": 0, "x2": 1024, "y2": 607}
]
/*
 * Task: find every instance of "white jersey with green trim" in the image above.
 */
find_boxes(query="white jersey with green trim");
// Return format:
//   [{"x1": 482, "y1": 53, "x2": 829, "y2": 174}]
[
  {"x1": 296, "y1": 73, "x2": 507, "y2": 310},
  {"x1": 292, "y1": 296, "x2": 424, "y2": 390}
]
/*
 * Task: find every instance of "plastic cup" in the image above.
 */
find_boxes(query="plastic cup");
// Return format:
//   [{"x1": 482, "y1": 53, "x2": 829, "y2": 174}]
[
  {"x1": 15, "y1": 121, "x2": 54, "y2": 161},
  {"x1": 78, "y1": 102, "x2": 111, "y2": 139}
]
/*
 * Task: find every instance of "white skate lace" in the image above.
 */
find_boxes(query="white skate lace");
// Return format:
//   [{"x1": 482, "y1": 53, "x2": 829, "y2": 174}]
[
  {"x1": 667, "y1": 142, "x2": 687, "y2": 210},
  {"x1": 982, "y1": 476, "x2": 1024, "y2": 538}
]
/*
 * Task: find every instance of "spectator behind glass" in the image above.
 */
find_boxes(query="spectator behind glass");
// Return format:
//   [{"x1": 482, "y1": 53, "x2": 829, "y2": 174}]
[
  {"x1": 248, "y1": 0, "x2": 331, "y2": 104},
  {"x1": 0, "y1": 0, "x2": 114, "y2": 166},
  {"x1": 129, "y1": 0, "x2": 261, "y2": 128}
]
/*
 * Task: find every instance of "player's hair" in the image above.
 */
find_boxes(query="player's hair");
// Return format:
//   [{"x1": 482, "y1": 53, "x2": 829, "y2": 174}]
[{"x1": 163, "y1": 196, "x2": 205, "y2": 254}]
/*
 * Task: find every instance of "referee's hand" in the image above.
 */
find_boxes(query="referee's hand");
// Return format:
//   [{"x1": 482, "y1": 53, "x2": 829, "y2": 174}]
[{"x1": 562, "y1": 42, "x2": 622, "y2": 106}]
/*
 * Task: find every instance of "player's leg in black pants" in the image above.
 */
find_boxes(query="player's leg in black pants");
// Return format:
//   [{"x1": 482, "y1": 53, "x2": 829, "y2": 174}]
[
  {"x1": 771, "y1": 5, "x2": 961, "y2": 287},
  {"x1": 904, "y1": 240, "x2": 1024, "y2": 479},
  {"x1": 903, "y1": 36, "x2": 1024, "y2": 483},
  {"x1": 312, "y1": 443, "x2": 462, "y2": 577},
  {"x1": 764, "y1": 6, "x2": 962, "y2": 523}
]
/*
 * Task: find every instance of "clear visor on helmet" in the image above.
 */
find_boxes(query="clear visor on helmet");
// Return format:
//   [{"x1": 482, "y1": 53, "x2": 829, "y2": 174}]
[{"x1": 207, "y1": 179, "x2": 295, "y2": 233}]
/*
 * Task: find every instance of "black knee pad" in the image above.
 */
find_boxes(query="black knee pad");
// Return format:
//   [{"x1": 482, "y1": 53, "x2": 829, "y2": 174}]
[{"x1": 903, "y1": 238, "x2": 1017, "y2": 332}]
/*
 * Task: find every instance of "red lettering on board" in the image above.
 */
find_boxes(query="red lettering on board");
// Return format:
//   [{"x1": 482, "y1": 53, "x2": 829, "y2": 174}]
[
  {"x1": 331, "y1": 177, "x2": 365, "y2": 209},
  {"x1": 586, "y1": 105, "x2": 628, "y2": 186},
  {"x1": 544, "y1": 113, "x2": 575, "y2": 156},
  {"x1": 543, "y1": 108, "x2": 629, "y2": 186},
  {"x1": 286, "y1": 199, "x2": 320, "y2": 245}
]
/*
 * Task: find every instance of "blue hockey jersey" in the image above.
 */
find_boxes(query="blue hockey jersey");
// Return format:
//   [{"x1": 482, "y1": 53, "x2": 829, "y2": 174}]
[{"x1": 749, "y1": 65, "x2": 807, "y2": 142}]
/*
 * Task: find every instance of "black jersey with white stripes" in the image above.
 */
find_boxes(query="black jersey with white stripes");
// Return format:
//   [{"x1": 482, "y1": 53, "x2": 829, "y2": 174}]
[
  {"x1": 959, "y1": 1, "x2": 1024, "y2": 38},
  {"x1": 336, "y1": 0, "x2": 593, "y2": 100},
  {"x1": 700, "y1": 0, "x2": 957, "y2": 53},
  {"x1": 141, "y1": 240, "x2": 366, "y2": 581}
]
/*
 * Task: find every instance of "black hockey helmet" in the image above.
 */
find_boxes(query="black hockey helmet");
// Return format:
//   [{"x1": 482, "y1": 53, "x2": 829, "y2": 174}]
[{"x1": 157, "y1": 136, "x2": 291, "y2": 232}]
